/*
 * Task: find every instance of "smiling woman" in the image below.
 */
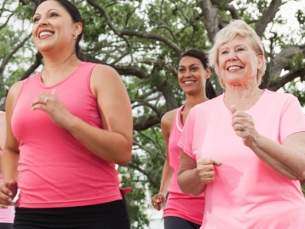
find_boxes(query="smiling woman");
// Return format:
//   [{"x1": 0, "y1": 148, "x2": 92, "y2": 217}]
[
  {"x1": 178, "y1": 20, "x2": 305, "y2": 229},
  {"x1": 151, "y1": 49, "x2": 214, "y2": 229},
  {"x1": 0, "y1": 0, "x2": 133, "y2": 228}
]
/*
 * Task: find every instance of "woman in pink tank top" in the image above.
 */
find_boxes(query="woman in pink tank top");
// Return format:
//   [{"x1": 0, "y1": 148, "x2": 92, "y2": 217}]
[
  {"x1": 0, "y1": 1, "x2": 132, "y2": 228},
  {"x1": 151, "y1": 49, "x2": 215, "y2": 229}
]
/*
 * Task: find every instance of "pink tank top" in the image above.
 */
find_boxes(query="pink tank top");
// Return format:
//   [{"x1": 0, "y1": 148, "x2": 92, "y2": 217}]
[
  {"x1": 164, "y1": 106, "x2": 204, "y2": 224},
  {"x1": 11, "y1": 62, "x2": 122, "y2": 208},
  {"x1": 167, "y1": 107, "x2": 184, "y2": 193}
]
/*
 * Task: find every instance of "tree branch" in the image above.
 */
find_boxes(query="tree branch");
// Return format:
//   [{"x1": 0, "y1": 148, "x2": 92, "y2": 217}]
[
  {"x1": 0, "y1": 11, "x2": 14, "y2": 31},
  {"x1": 120, "y1": 30, "x2": 181, "y2": 54},
  {"x1": 134, "y1": 114, "x2": 161, "y2": 131},
  {"x1": 255, "y1": 0, "x2": 283, "y2": 37},
  {"x1": 86, "y1": 0, "x2": 119, "y2": 34},
  {"x1": 270, "y1": 46, "x2": 304, "y2": 81},
  {"x1": 269, "y1": 68, "x2": 305, "y2": 91},
  {"x1": 21, "y1": 53, "x2": 42, "y2": 80},
  {"x1": 86, "y1": 0, "x2": 181, "y2": 54},
  {"x1": 0, "y1": 34, "x2": 31, "y2": 76},
  {"x1": 128, "y1": 161, "x2": 159, "y2": 188},
  {"x1": 198, "y1": 0, "x2": 220, "y2": 41}
]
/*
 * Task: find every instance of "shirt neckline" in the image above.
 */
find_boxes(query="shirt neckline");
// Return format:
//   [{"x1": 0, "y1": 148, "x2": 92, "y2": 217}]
[{"x1": 38, "y1": 61, "x2": 84, "y2": 89}]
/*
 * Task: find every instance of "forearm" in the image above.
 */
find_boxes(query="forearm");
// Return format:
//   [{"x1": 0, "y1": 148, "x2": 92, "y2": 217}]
[
  {"x1": 65, "y1": 115, "x2": 132, "y2": 164},
  {"x1": 250, "y1": 135, "x2": 305, "y2": 179},
  {"x1": 2, "y1": 149, "x2": 19, "y2": 182},
  {"x1": 159, "y1": 161, "x2": 173, "y2": 195},
  {"x1": 178, "y1": 168, "x2": 205, "y2": 195}
]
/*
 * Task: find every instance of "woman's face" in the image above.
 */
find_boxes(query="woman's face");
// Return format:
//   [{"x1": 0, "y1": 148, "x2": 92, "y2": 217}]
[
  {"x1": 216, "y1": 36, "x2": 263, "y2": 87},
  {"x1": 177, "y1": 56, "x2": 210, "y2": 95},
  {"x1": 31, "y1": 0, "x2": 81, "y2": 54}
]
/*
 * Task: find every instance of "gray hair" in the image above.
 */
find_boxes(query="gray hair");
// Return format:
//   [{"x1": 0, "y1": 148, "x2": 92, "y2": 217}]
[{"x1": 209, "y1": 20, "x2": 266, "y2": 87}]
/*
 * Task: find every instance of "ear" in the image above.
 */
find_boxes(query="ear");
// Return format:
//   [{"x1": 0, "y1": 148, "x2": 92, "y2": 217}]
[
  {"x1": 256, "y1": 54, "x2": 264, "y2": 70},
  {"x1": 205, "y1": 67, "x2": 212, "y2": 79},
  {"x1": 214, "y1": 64, "x2": 225, "y2": 88},
  {"x1": 73, "y1": 22, "x2": 83, "y2": 38}
]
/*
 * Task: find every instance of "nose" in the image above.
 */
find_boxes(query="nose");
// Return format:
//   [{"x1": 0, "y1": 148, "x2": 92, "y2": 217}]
[
  {"x1": 35, "y1": 15, "x2": 50, "y2": 27},
  {"x1": 227, "y1": 50, "x2": 238, "y2": 60},
  {"x1": 184, "y1": 69, "x2": 194, "y2": 78}
]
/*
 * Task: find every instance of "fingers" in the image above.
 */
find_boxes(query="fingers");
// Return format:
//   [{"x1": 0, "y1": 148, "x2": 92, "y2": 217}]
[
  {"x1": 197, "y1": 159, "x2": 221, "y2": 167},
  {"x1": 196, "y1": 159, "x2": 221, "y2": 184},
  {"x1": 32, "y1": 93, "x2": 55, "y2": 110},
  {"x1": 0, "y1": 182, "x2": 17, "y2": 207},
  {"x1": 151, "y1": 193, "x2": 165, "y2": 210}
]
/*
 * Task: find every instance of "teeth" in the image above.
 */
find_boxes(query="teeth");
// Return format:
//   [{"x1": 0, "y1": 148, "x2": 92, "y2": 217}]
[
  {"x1": 39, "y1": 31, "x2": 53, "y2": 38},
  {"x1": 227, "y1": 65, "x2": 242, "y2": 72},
  {"x1": 184, "y1": 80, "x2": 195, "y2": 85}
]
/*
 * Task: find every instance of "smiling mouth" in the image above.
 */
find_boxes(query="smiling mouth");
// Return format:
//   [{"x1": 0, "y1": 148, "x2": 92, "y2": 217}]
[
  {"x1": 38, "y1": 30, "x2": 54, "y2": 39},
  {"x1": 226, "y1": 65, "x2": 243, "y2": 72},
  {"x1": 182, "y1": 80, "x2": 196, "y2": 85}
]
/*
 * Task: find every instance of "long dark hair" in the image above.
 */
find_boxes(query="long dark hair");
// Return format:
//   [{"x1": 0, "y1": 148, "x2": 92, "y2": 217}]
[
  {"x1": 180, "y1": 49, "x2": 216, "y2": 99},
  {"x1": 35, "y1": 0, "x2": 84, "y2": 59}
]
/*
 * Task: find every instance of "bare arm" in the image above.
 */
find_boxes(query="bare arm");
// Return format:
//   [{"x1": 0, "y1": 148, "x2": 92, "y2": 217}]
[
  {"x1": 232, "y1": 109, "x2": 305, "y2": 180},
  {"x1": 178, "y1": 152, "x2": 206, "y2": 196},
  {"x1": 248, "y1": 132, "x2": 305, "y2": 180},
  {"x1": 152, "y1": 111, "x2": 174, "y2": 210},
  {"x1": 0, "y1": 111, "x2": 5, "y2": 172},
  {"x1": 0, "y1": 82, "x2": 21, "y2": 206},
  {"x1": 66, "y1": 65, "x2": 133, "y2": 164},
  {"x1": 2, "y1": 82, "x2": 21, "y2": 183}
]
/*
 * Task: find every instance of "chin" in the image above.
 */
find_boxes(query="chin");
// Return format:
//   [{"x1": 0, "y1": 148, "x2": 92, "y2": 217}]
[{"x1": 37, "y1": 44, "x2": 55, "y2": 54}]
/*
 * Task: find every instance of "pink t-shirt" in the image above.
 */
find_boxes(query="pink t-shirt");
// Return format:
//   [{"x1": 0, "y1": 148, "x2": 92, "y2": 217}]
[
  {"x1": 179, "y1": 90, "x2": 305, "y2": 229},
  {"x1": 11, "y1": 62, "x2": 122, "y2": 208},
  {"x1": 164, "y1": 107, "x2": 204, "y2": 225}
]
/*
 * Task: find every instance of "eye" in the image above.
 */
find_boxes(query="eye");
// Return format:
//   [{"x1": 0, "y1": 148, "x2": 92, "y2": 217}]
[
  {"x1": 49, "y1": 12, "x2": 59, "y2": 17},
  {"x1": 190, "y1": 66, "x2": 199, "y2": 72},
  {"x1": 32, "y1": 16, "x2": 40, "y2": 23},
  {"x1": 236, "y1": 47, "x2": 245, "y2": 52},
  {"x1": 178, "y1": 68, "x2": 185, "y2": 73},
  {"x1": 220, "y1": 50, "x2": 229, "y2": 55}
]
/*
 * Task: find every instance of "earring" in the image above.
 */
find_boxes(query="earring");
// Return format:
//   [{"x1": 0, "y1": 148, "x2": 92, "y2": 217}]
[{"x1": 73, "y1": 34, "x2": 77, "y2": 40}]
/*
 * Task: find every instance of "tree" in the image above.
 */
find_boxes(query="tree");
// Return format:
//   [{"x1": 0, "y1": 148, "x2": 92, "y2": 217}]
[{"x1": 0, "y1": 0, "x2": 304, "y2": 228}]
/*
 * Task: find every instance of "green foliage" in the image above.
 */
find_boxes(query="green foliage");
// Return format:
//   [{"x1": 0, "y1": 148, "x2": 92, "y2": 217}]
[{"x1": 0, "y1": 0, "x2": 305, "y2": 227}]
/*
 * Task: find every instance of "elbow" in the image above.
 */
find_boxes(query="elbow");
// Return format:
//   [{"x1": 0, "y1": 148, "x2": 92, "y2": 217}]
[
  {"x1": 177, "y1": 174, "x2": 200, "y2": 196},
  {"x1": 116, "y1": 140, "x2": 132, "y2": 165}
]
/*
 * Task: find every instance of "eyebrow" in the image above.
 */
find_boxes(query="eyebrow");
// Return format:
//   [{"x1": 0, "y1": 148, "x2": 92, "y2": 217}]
[
  {"x1": 33, "y1": 9, "x2": 59, "y2": 16},
  {"x1": 178, "y1": 64, "x2": 200, "y2": 68}
]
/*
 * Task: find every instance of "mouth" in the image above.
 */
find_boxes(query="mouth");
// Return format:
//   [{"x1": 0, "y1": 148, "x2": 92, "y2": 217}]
[
  {"x1": 182, "y1": 79, "x2": 197, "y2": 86},
  {"x1": 37, "y1": 29, "x2": 55, "y2": 40},
  {"x1": 226, "y1": 65, "x2": 244, "y2": 72}
]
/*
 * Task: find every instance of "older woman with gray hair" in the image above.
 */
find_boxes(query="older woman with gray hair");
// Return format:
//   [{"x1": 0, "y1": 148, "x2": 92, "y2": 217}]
[{"x1": 178, "y1": 20, "x2": 305, "y2": 228}]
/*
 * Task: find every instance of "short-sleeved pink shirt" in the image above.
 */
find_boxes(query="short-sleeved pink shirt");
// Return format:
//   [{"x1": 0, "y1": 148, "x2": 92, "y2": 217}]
[{"x1": 179, "y1": 90, "x2": 305, "y2": 229}]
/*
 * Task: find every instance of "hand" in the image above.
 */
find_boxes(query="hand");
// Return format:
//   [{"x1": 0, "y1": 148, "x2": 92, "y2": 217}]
[
  {"x1": 32, "y1": 91, "x2": 75, "y2": 129},
  {"x1": 0, "y1": 181, "x2": 17, "y2": 208},
  {"x1": 151, "y1": 193, "x2": 166, "y2": 210},
  {"x1": 196, "y1": 159, "x2": 221, "y2": 184},
  {"x1": 231, "y1": 106, "x2": 260, "y2": 147}
]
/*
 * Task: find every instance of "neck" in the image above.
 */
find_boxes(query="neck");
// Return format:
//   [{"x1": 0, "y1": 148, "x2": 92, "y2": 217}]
[
  {"x1": 184, "y1": 92, "x2": 208, "y2": 110},
  {"x1": 224, "y1": 83, "x2": 263, "y2": 110},
  {"x1": 42, "y1": 50, "x2": 79, "y2": 71},
  {"x1": 40, "y1": 51, "x2": 81, "y2": 86}
]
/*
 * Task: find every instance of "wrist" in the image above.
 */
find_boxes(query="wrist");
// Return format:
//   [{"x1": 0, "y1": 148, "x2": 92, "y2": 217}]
[{"x1": 64, "y1": 113, "x2": 79, "y2": 131}]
